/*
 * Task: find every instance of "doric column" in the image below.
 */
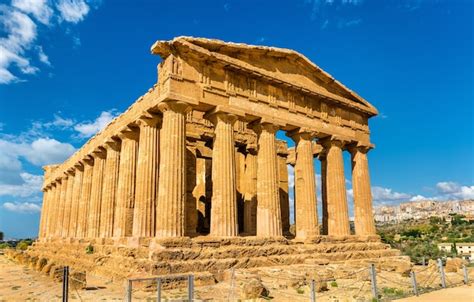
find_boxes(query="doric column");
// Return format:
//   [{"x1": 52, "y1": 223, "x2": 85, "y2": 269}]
[
  {"x1": 38, "y1": 187, "x2": 50, "y2": 239},
  {"x1": 321, "y1": 137, "x2": 350, "y2": 236},
  {"x1": 132, "y1": 117, "x2": 160, "y2": 238},
  {"x1": 156, "y1": 101, "x2": 190, "y2": 238},
  {"x1": 62, "y1": 170, "x2": 75, "y2": 237},
  {"x1": 288, "y1": 130, "x2": 319, "y2": 239},
  {"x1": 87, "y1": 149, "x2": 106, "y2": 238},
  {"x1": 47, "y1": 182, "x2": 60, "y2": 237},
  {"x1": 185, "y1": 143, "x2": 198, "y2": 236},
  {"x1": 207, "y1": 111, "x2": 238, "y2": 237},
  {"x1": 77, "y1": 157, "x2": 93, "y2": 238},
  {"x1": 277, "y1": 146, "x2": 290, "y2": 235},
  {"x1": 69, "y1": 163, "x2": 84, "y2": 238},
  {"x1": 56, "y1": 176, "x2": 68, "y2": 237},
  {"x1": 243, "y1": 146, "x2": 257, "y2": 235},
  {"x1": 252, "y1": 122, "x2": 282, "y2": 237},
  {"x1": 114, "y1": 129, "x2": 138, "y2": 238},
  {"x1": 349, "y1": 144, "x2": 376, "y2": 235},
  {"x1": 319, "y1": 153, "x2": 328, "y2": 235},
  {"x1": 100, "y1": 140, "x2": 121, "y2": 238}
]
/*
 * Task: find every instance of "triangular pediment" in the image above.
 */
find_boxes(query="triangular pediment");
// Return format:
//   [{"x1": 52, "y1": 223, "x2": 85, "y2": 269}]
[{"x1": 151, "y1": 37, "x2": 378, "y2": 116}]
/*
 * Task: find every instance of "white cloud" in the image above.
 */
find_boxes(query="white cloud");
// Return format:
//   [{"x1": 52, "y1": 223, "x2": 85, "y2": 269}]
[
  {"x1": 371, "y1": 186, "x2": 411, "y2": 204},
  {"x1": 56, "y1": 0, "x2": 90, "y2": 23},
  {"x1": 409, "y1": 194, "x2": 427, "y2": 201},
  {"x1": 0, "y1": 0, "x2": 98, "y2": 84},
  {"x1": 12, "y1": 0, "x2": 53, "y2": 25},
  {"x1": 0, "y1": 172, "x2": 43, "y2": 197},
  {"x1": 3, "y1": 201, "x2": 41, "y2": 213},
  {"x1": 74, "y1": 110, "x2": 117, "y2": 137},
  {"x1": 436, "y1": 181, "x2": 474, "y2": 200},
  {"x1": 36, "y1": 45, "x2": 50, "y2": 65}
]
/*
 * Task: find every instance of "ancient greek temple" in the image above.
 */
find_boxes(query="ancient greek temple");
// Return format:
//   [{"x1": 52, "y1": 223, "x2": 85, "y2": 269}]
[{"x1": 38, "y1": 37, "x2": 378, "y2": 245}]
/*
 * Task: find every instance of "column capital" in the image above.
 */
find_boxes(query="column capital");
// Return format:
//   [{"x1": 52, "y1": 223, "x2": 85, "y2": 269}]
[
  {"x1": 249, "y1": 121, "x2": 279, "y2": 135},
  {"x1": 118, "y1": 126, "x2": 139, "y2": 140},
  {"x1": 347, "y1": 142, "x2": 374, "y2": 155},
  {"x1": 91, "y1": 147, "x2": 106, "y2": 159},
  {"x1": 204, "y1": 110, "x2": 238, "y2": 126},
  {"x1": 65, "y1": 168, "x2": 75, "y2": 176},
  {"x1": 319, "y1": 135, "x2": 350, "y2": 149},
  {"x1": 137, "y1": 115, "x2": 162, "y2": 128},
  {"x1": 104, "y1": 138, "x2": 121, "y2": 151},
  {"x1": 74, "y1": 161, "x2": 84, "y2": 171},
  {"x1": 286, "y1": 128, "x2": 317, "y2": 142},
  {"x1": 158, "y1": 100, "x2": 192, "y2": 114}
]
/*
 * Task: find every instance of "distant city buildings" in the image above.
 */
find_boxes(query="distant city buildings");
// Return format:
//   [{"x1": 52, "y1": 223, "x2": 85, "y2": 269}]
[
  {"x1": 438, "y1": 242, "x2": 474, "y2": 262},
  {"x1": 374, "y1": 200, "x2": 474, "y2": 223}
]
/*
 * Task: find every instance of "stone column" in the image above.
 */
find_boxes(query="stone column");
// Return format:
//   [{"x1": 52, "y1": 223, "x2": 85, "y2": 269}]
[
  {"x1": 185, "y1": 143, "x2": 198, "y2": 236},
  {"x1": 38, "y1": 187, "x2": 50, "y2": 239},
  {"x1": 62, "y1": 170, "x2": 75, "y2": 237},
  {"x1": 77, "y1": 157, "x2": 93, "y2": 238},
  {"x1": 56, "y1": 176, "x2": 68, "y2": 238},
  {"x1": 288, "y1": 130, "x2": 319, "y2": 239},
  {"x1": 69, "y1": 163, "x2": 84, "y2": 238},
  {"x1": 88, "y1": 149, "x2": 106, "y2": 238},
  {"x1": 243, "y1": 146, "x2": 257, "y2": 235},
  {"x1": 321, "y1": 137, "x2": 350, "y2": 236},
  {"x1": 277, "y1": 149, "x2": 290, "y2": 235},
  {"x1": 156, "y1": 101, "x2": 190, "y2": 238},
  {"x1": 114, "y1": 130, "x2": 138, "y2": 238},
  {"x1": 132, "y1": 117, "x2": 160, "y2": 238},
  {"x1": 99, "y1": 140, "x2": 121, "y2": 238},
  {"x1": 47, "y1": 182, "x2": 60, "y2": 238},
  {"x1": 319, "y1": 153, "x2": 328, "y2": 235},
  {"x1": 207, "y1": 112, "x2": 238, "y2": 237},
  {"x1": 349, "y1": 144, "x2": 376, "y2": 235},
  {"x1": 252, "y1": 122, "x2": 282, "y2": 237}
]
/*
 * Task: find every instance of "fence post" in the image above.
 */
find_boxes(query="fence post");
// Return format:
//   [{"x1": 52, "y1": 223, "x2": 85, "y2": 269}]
[
  {"x1": 310, "y1": 279, "x2": 316, "y2": 302},
  {"x1": 422, "y1": 257, "x2": 426, "y2": 266},
  {"x1": 369, "y1": 263, "x2": 378, "y2": 300},
  {"x1": 62, "y1": 266, "x2": 69, "y2": 302},
  {"x1": 188, "y1": 274, "x2": 194, "y2": 301},
  {"x1": 437, "y1": 258, "x2": 446, "y2": 288},
  {"x1": 410, "y1": 271, "x2": 418, "y2": 296},
  {"x1": 125, "y1": 279, "x2": 132, "y2": 302},
  {"x1": 463, "y1": 265, "x2": 469, "y2": 284},
  {"x1": 157, "y1": 278, "x2": 162, "y2": 302}
]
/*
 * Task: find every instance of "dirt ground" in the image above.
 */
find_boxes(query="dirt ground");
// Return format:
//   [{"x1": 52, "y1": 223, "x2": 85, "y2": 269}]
[
  {"x1": 398, "y1": 283, "x2": 474, "y2": 302},
  {"x1": 1, "y1": 253, "x2": 473, "y2": 301}
]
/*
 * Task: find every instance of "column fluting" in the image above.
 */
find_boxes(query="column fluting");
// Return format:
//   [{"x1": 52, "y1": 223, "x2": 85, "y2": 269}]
[
  {"x1": 68, "y1": 163, "x2": 84, "y2": 238},
  {"x1": 321, "y1": 137, "x2": 350, "y2": 236},
  {"x1": 208, "y1": 112, "x2": 238, "y2": 237},
  {"x1": 349, "y1": 145, "x2": 376, "y2": 235},
  {"x1": 132, "y1": 117, "x2": 160, "y2": 238},
  {"x1": 56, "y1": 176, "x2": 68, "y2": 237},
  {"x1": 87, "y1": 149, "x2": 106, "y2": 238},
  {"x1": 156, "y1": 101, "x2": 190, "y2": 238},
  {"x1": 62, "y1": 170, "x2": 75, "y2": 237},
  {"x1": 100, "y1": 140, "x2": 121, "y2": 238},
  {"x1": 243, "y1": 147, "x2": 257, "y2": 235},
  {"x1": 252, "y1": 122, "x2": 282, "y2": 237},
  {"x1": 114, "y1": 130, "x2": 138, "y2": 237},
  {"x1": 288, "y1": 130, "x2": 319, "y2": 239},
  {"x1": 77, "y1": 157, "x2": 93, "y2": 238}
]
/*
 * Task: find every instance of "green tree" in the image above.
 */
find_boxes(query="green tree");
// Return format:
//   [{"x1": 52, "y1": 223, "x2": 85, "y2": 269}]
[{"x1": 0, "y1": 231, "x2": 3, "y2": 241}]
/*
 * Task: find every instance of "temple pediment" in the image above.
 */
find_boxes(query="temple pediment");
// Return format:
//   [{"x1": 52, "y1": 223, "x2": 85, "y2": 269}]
[{"x1": 151, "y1": 37, "x2": 378, "y2": 116}]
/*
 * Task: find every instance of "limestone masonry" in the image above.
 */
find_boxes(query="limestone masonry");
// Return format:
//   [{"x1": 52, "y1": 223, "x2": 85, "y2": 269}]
[{"x1": 29, "y1": 37, "x2": 400, "y2": 280}]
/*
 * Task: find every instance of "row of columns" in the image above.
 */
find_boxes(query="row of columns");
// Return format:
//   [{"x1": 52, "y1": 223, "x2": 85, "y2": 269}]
[{"x1": 38, "y1": 101, "x2": 376, "y2": 241}]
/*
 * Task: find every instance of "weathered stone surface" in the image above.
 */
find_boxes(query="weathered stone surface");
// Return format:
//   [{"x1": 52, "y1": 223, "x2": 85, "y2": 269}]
[
  {"x1": 445, "y1": 258, "x2": 467, "y2": 272},
  {"x1": 31, "y1": 37, "x2": 386, "y2": 282}
]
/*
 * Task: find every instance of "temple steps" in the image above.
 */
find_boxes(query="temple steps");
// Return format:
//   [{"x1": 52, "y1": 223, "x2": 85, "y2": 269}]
[{"x1": 22, "y1": 236, "x2": 401, "y2": 282}]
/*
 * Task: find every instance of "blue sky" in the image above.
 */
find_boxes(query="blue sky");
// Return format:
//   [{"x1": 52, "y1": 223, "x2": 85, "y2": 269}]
[{"x1": 0, "y1": 0, "x2": 472, "y2": 238}]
